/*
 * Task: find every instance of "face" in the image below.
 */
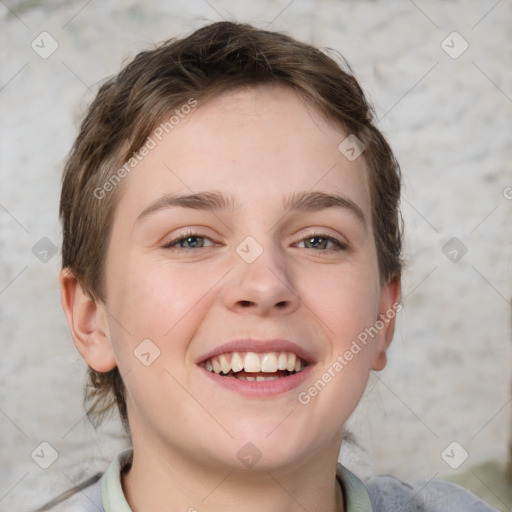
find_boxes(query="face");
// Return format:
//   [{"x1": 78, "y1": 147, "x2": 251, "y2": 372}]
[{"x1": 94, "y1": 86, "x2": 398, "y2": 472}]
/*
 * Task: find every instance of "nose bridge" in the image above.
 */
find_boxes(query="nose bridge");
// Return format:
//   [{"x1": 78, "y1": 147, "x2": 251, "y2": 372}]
[{"x1": 222, "y1": 233, "x2": 298, "y2": 314}]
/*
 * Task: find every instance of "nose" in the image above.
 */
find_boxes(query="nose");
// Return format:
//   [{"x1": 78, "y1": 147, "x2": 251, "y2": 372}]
[{"x1": 221, "y1": 241, "x2": 300, "y2": 317}]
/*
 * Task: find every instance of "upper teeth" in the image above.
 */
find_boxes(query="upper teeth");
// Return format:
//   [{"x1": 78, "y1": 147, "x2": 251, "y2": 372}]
[{"x1": 204, "y1": 352, "x2": 305, "y2": 374}]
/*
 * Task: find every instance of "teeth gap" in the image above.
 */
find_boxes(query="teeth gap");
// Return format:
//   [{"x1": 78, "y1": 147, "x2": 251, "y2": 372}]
[
  {"x1": 204, "y1": 367, "x2": 303, "y2": 377},
  {"x1": 229, "y1": 369, "x2": 298, "y2": 377},
  {"x1": 230, "y1": 369, "x2": 298, "y2": 380}
]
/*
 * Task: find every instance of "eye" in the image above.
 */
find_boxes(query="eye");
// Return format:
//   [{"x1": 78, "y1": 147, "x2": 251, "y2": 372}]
[
  {"x1": 297, "y1": 233, "x2": 347, "y2": 251},
  {"x1": 162, "y1": 230, "x2": 215, "y2": 250}
]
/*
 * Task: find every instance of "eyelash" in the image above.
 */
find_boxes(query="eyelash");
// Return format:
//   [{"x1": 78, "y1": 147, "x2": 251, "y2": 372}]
[
  {"x1": 162, "y1": 230, "x2": 347, "y2": 251},
  {"x1": 162, "y1": 230, "x2": 213, "y2": 250},
  {"x1": 297, "y1": 233, "x2": 347, "y2": 251}
]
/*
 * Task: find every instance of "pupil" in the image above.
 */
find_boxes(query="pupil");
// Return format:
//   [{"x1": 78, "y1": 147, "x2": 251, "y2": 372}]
[
  {"x1": 182, "y1": 236, "x2": 202, "y2": 248},
  {"x1": 308, "y1": 236, "x2": 326, "y2": 249}
]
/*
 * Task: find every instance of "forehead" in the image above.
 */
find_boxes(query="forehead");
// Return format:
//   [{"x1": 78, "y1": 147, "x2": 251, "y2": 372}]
[{"x1": 113, "y1": 85, "x2": 371, "y2": 222}]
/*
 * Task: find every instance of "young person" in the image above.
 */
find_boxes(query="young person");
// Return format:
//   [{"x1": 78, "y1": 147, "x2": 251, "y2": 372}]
[{"x1": 51, "y1": 21, "x2": 496, "y2": 512}]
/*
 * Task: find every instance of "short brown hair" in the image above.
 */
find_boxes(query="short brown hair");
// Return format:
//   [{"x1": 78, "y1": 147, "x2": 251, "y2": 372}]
[{"x1": 60, "y1": 21, "x2": 402, "y2": 430}]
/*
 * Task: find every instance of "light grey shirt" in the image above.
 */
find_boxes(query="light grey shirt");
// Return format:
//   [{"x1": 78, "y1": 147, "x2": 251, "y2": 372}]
[{"x1": 46, "y1": 449, "x2": 497, "y2": 511}]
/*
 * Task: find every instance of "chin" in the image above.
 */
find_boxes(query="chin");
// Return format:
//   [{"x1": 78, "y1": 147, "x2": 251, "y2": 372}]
[{"x1": 205, "y1": 425, "x2": 321, "y2": 473}]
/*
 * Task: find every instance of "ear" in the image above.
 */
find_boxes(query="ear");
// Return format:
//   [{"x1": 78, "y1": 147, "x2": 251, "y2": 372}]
[
  {"x1": 59, "y1": 268, "x2": 117, "y2": 372},
  {"x1": 371, "y1": 274, "x2": 401, "y2": 371}
]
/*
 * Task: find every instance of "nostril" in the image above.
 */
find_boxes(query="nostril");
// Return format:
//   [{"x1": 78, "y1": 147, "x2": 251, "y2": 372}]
[{"x1": 239, "y1": 300, "x2": 254, "y2": 307}]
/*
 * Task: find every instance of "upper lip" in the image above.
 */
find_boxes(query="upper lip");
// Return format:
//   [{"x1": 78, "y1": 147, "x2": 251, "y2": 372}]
[{"x1": 197, "y1": 339, "x2": 315, "y2": 365}]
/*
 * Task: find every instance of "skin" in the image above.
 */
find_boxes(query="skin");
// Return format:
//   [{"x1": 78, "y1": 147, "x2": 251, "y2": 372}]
[{"x1": 60, "y1": 85, "x2": 400, "y2": 512}]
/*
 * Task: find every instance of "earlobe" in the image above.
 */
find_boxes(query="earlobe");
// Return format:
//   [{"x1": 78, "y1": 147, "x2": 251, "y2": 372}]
[
  {"x1": 59, "y1": 268, "x2": 117, "y2": 372},
  {"x1": 371, "y1": 275, "x2": 401, "y2": 371}
]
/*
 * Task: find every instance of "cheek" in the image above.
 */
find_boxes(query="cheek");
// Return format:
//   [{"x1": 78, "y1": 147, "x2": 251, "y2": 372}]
[
  {"x1": 298, "y1": 267, "x2": 379, "y2": 425},
  {"x1": 107, "y1": 258, "x2": 218, "y2": 363},
  {"x1": 112, "y1": 259, "x2": 190, "y2": 326},
  {"x1": 304, "y1": 262, "x2": 381, "y2": 339}
]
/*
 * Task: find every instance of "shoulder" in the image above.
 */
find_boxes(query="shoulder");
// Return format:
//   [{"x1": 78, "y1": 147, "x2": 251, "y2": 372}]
[
  {"x1": 44, "y1": 449, "x2": 133, "y2": 512},
  {"x1": 44, "y1": 478, "x2": 103, "y2": 512},
  {"x1": 365, "y1": 474, "x2": 498, "y2": 512}
]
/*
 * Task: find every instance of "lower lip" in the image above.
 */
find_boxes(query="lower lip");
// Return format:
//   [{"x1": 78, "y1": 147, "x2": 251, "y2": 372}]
[{"x1": 200, "y1": 365, "x2": 313, "y2": 398}]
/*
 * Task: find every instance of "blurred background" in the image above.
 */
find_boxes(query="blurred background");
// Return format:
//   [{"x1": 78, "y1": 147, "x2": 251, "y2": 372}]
[{"x1": 0, "y1": 0, "x2": 511, "y2": 510}]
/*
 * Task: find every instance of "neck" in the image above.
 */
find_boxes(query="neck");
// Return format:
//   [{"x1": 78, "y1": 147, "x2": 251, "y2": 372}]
[{"x1": 122, "y1": 439, "x2": 344, "y2": 512}]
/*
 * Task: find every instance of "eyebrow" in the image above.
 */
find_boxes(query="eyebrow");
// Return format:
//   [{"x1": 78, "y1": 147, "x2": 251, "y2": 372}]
[
  {"x1": 135, "y1": 191, "x2": 235, "y2": 224},
  {"x1": 284, "y1": 191, "x2": 367, "y2": 229},
  {"x1": 135, "y1": 190, "x2": 367, "y2": 229}
]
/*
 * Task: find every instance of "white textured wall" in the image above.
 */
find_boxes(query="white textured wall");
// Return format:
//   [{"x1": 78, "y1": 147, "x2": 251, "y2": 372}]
[{"x1": 1, "y1": 1, "x2": 511, "y2": 511}]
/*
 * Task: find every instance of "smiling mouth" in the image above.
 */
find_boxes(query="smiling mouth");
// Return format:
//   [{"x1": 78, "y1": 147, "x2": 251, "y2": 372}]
[{"x1": 202, "y1": 351, "x2": 307, "y2": 381}]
